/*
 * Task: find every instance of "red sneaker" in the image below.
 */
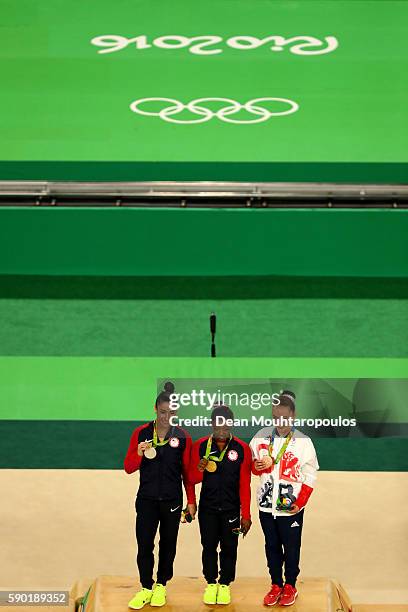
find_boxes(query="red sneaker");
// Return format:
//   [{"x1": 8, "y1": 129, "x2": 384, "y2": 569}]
[
  {"x1": 279, "y1": 584, "x2": 298, "y2": 606},
  {"x1": 263, "y1": 584, "x2": 282, "y2": 606}
]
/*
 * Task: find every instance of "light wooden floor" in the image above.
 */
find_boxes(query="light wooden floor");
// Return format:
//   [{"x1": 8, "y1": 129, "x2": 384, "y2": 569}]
[
  {"x1": 1, "y1": 473, "x2": 407, "y2": 610},
  {"x1": 1, "y1": 470, "x2": 407, "y2": 606}
]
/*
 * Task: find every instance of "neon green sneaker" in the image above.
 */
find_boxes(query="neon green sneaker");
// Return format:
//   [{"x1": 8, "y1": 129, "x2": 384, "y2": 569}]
[
  {"x1": 203, "y1": 583, "x2": 218, "y2": 605},
  {"x1": 216, "y1": 584, "x2": 231, "y2": 605},
  {"x1": 150, "y1": 583, "x2": 166, "y2": 607},
  {"x1": 128, "y1": 587, "x2": 152, "y2": 610}
]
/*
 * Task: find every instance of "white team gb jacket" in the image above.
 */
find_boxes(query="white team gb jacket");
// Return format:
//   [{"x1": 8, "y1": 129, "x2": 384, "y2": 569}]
[{"x1": 249, "y1": 428, "x2": 319, "y2": 517}]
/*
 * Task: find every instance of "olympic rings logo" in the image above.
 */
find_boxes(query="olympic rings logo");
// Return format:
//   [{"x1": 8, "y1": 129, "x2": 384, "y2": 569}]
[{"x1": 129, "y1": 97, "x2": 299, "y2": 124}]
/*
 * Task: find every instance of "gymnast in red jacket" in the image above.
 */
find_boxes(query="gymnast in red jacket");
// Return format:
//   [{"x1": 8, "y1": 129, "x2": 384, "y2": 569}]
[{"x1": 189, "y1": 404, "x2": 252, "y2": 606}]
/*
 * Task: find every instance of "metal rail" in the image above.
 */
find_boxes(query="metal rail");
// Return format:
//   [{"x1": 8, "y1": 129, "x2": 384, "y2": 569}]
[{"x1": 0, "y1": 180, "x2": 407, "y2": 207}]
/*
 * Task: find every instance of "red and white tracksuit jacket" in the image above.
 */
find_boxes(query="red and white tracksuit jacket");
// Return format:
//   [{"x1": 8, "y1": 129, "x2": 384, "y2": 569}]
[{"x1": 249, "y1": 428, "x2": 319, "y2": 516}]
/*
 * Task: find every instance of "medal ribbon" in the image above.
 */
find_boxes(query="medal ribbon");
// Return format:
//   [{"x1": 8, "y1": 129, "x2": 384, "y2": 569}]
[
  {"x1": 268, "y1": 428, "x2": 293, "y2": 464},
  {"x1": 204, "y1": 435, "x2": 232, "y2": 462},
  {"x1": 153, "y1": 421, "x2": 171, "y2": 448}
]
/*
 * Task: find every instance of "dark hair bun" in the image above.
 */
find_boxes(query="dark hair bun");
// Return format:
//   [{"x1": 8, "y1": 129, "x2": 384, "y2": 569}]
[{"x1": 163, "y1": 381, "x2": 175, "y2": 394}]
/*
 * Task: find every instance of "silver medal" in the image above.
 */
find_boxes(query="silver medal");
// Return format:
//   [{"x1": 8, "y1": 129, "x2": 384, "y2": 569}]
[{"x1": 144, "y1": 446, "x2": 157, "y2": 459}]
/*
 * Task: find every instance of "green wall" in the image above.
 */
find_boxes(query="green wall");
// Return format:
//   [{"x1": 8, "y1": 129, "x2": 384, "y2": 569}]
[
  {"x1": 1, "y1": 208, "x2": 408, "y2": 277},
  {"x1": 0, "y1": 275, "x2": 407, "y2": 358},
  {"x1": 0, "y1": 358, "x2": 407, "y2": 471}
]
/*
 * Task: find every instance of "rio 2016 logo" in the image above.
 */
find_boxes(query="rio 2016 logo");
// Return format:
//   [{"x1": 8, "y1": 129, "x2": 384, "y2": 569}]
[{"x1": 91, "y1": 34, "x2": 338, "y2": 56}]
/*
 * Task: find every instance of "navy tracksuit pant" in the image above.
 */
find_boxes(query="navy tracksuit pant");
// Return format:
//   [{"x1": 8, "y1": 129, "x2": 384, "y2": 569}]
[
  {"x1": 198, "y1": 508, "x2": 240, "y2": 585},
  {"x1": 259, "y1": 509, "x2": 304, "y2": 587},
  {"x1": 135, "y1": 497, "x2": 182, "y2": 589}
]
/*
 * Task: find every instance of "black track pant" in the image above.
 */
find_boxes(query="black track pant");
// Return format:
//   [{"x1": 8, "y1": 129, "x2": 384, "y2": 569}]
[
  {"x1": 135, "y1": 497, "x2": 182, "y2": 589},
  {"x1": 198, "y1": 508, "x2": 240, "y2": 585},
  {"x1": 259, "y1": 509, "x2": 304, "y2": 587}
]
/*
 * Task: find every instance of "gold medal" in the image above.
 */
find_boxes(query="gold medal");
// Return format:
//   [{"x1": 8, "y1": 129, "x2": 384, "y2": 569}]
[
  {"x1": 144, "y1": 446, "x2": 157, "y2": 459},
  {"x1": 205, "y1": 460, "x2": 217, "y2": 473}
]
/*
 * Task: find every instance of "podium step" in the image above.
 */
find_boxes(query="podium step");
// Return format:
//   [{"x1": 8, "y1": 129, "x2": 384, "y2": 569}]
[{"x1": 72, "y1": 576, "x2": 346, "y2": 612}]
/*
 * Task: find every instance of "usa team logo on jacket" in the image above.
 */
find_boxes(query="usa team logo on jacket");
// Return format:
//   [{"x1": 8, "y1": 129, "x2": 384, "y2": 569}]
[
  {"x1": 227, "y1": 450, "x2": 238, "y2": 461},
  {"x1": 169, "y1": 437, "x2": 180, "y2": 448}
]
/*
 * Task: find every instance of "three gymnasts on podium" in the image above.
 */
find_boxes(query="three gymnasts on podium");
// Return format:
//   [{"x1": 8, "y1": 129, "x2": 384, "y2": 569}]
[{"x1": 124, "y1": 385, "x2": 318, "y2": 608}]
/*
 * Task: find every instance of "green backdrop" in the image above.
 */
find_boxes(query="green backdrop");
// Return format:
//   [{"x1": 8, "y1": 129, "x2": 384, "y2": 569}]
[
  {"x1": 1, "y1": 208, "x2": 408, "y2": 277},
  {"x1": 1, "y1": 0, "x2": 407, "y2": 181},
  {"x1": 1, "y1": 0, "x2": 407, "y2": 473},
  {"x1": 0, "y1": 358, "x2": 407, "y2": 471}
]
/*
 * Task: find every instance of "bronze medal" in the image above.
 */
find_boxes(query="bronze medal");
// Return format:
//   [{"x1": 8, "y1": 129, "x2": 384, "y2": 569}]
[
  {"x1": 144, "y1": 446, "x2": 157, "y2": 459},
  {"x1": 206, "y1": 460, "x2": 217, "y2": 473}
]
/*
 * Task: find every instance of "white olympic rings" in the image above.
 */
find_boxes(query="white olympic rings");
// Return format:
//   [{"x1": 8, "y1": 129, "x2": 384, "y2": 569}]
[{"x1": 129, "y1": 97, "x2": 299, "y2": 124}]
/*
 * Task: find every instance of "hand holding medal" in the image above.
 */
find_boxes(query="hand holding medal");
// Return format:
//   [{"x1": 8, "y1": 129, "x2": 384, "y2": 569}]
[
  {"x1": 254, "y1": 453, "x2": 274, "y2": 471},
  {"x1": 137, "y1": 440, "x2": 153, "y2": 457},
  {"x1": 144, "y1": 441, "x2": 157, "y2": 459},
  {"x1": 137, "y1": 438, "x2": 157, "y2": 459},
  {"x1": 197, "y1": 457, "x2": 209, "y2": 472}
]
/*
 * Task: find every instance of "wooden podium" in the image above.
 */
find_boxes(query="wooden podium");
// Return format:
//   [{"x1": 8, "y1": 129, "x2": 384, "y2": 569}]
[{"x1": 71, "y1": 575, "x2": 354, "y2": 612}]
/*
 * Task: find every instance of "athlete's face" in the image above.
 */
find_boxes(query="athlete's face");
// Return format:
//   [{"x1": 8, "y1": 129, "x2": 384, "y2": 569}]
[
  {"x1": 272, "y1": 404, "x2": 294, "y2": 436},
  {"x1": 156, "y1": 401, "x2": 172, "y2": 429},
  {"x1": 212, "y1": 421, "x2": 231, "y2": 441}
]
